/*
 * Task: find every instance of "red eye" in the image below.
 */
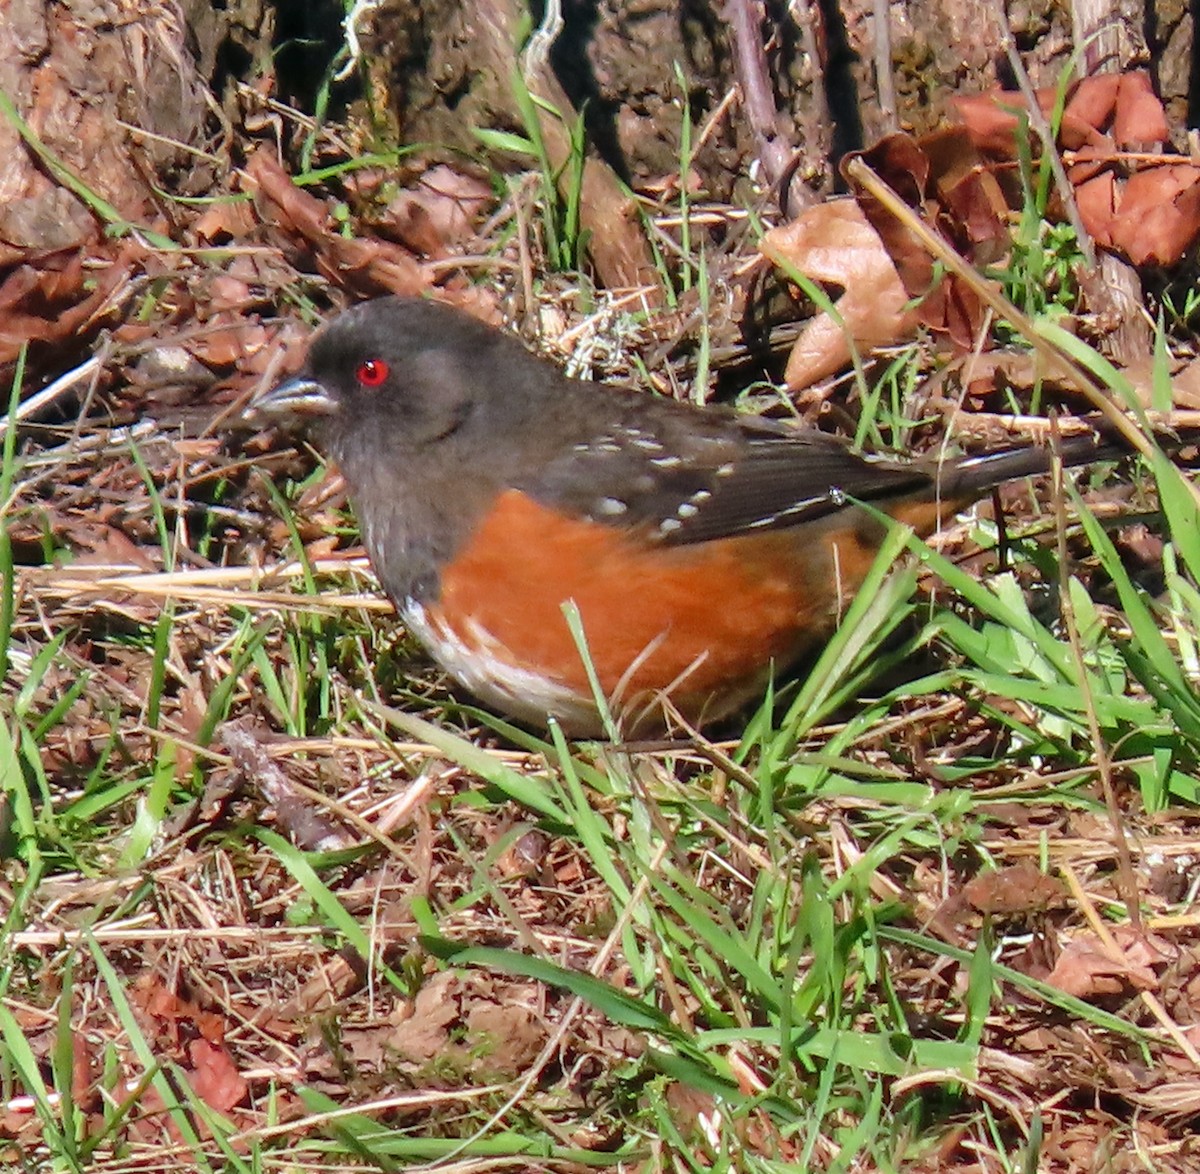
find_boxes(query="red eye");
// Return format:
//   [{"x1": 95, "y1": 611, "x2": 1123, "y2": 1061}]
[{"x1": 355, "y1": 358, "x2": 389, "y2": 387}]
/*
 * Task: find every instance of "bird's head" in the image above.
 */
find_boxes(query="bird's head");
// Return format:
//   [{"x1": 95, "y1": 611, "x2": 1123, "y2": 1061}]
[{"x1": 248, "y1": 297, "x2": 541, "y2": 463}]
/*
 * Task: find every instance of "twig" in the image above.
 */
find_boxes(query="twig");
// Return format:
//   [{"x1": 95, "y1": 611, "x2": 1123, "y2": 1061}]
[
  {"x1": 872, "y1": 0, "x2": 897, "y2": 129},
  {"x1": 335, "y1": 0, "x2": 384, "y2": 80},
  {"x1": 0, "y1": 357, "x2": 100, "y2": 438},
  {"x1": 726, "y1": 0, "x2": 793, "y2": 192},
  {"x1": 521, "y1": 0, "x2": 564, "y2": 76}
]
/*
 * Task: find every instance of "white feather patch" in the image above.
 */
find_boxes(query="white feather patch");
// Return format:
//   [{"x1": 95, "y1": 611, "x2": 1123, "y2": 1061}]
[{"x1": 400, "y1": 599, "x2": 599, "y2": 730}]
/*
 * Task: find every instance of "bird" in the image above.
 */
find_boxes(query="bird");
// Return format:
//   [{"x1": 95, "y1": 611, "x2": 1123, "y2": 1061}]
[{"x1": 249, "y1": 296, "x2": 1112, "y2": 736}]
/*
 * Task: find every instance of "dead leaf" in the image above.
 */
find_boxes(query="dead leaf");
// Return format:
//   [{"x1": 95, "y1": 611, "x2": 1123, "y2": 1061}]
[
  {"x1": 0, "y1": 245, "x2": 134, "y2": 363},
  {"x1": 1045, "y1": 933, "x2": 1160, "y2": 998},
  {"x1": 952, "y1": 71, "x2": 1200, "y2": 268},
  {"x1": 846, "y1": 133, "x2": 993, "y2": 348},
  {"x1": 187, "y1": 1038, "x2": 248, "y2": 1113},
  {"x1": 244, "y1": 150, "x2": 430, "y2": 298},
  {"x1": 374, "y1": 164, "x2": 494, "y2": 257},
  {"x1": 963, "y1": 861, "x2": 1068, "y2": 915},
  {"x1": 132, "y1": 973, "x2": 228, "y2": 1047},
  {"x1": 389, "y1": 972, "x2": 460, "y2": 1063},
  {"x1": 1110, "y1": 166, "x2": 1200, "y2": 266},
  {"x1": 464, "y1": 1001, "x2": 546, "y2": 1075},
  {"x1": 1063, "y1": 75, "x2": 1124, "y2": 140},
  {"x1": 1113, "y1": 71, "x2": 1170, "y2": 148},
  {"x1": 192, "y1": 198, "x2": 257, "y2": 243},
  {"x1": 760, "y1": 199, "x2": 918, "y2": 389}
]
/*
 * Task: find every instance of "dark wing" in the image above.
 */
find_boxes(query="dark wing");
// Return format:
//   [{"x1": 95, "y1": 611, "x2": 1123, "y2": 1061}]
[{"x1": 521, "y1": 400, "x2": 936, "y2": 546}]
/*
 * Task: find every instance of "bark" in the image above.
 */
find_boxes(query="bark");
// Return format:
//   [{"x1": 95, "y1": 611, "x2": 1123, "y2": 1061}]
[{"x1": 0, "y1": 0, "x2": 220, "y2": 256}]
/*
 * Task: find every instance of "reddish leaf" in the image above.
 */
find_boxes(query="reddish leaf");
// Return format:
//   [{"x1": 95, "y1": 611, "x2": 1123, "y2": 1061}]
[
  {"x1": 1046, "y1": 933, "x2": 1160, "y2": 999},
  {"x1": 244, "y1": 150, "x2": 431, "y2": 298},
  {"x1": 953, "y1": 91, "x2": 1037, "y2": 156},
  {"x1": 1073, "y1": 171, "x2": 1119, "y2": 247},
  {"x1": 0, "y1": 246, "x2": 134, "y2": 363},
  {"x1": 191, "y1": 198, "x2": 257, "y2": 243},
  {"x1": 1064, "y1": 73, "x2": 1122, "y2": 134},
  {"x1": 187, "y1": 1039, "x2": 248, "y2": 1113},
  {"x1": 374, "y1": 164, "x2": 494, "y2": 257},
  {"x1": 1113, "y1": 71, "x2": 1170, "y2": 147},
  {"x1": 1112, "y1": 166, "x2": 1200, "y2": 265}
]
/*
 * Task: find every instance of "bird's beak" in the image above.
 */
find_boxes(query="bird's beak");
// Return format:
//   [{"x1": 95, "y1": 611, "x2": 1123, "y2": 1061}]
[{"x1": 246, "y1": 375, "x2": 338, "y2": 423}]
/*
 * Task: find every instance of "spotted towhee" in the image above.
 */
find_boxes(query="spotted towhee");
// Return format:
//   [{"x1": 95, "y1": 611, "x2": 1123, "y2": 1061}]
[{"x1": 250, "y1": 297, "x2": 1113, "y2": 735}]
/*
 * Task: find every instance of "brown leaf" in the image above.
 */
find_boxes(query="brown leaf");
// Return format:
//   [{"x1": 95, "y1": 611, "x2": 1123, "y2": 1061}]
[
  {"x1": 760, "y1": 199, "x2": 919, "y2": 389},
  {"x1": 950, "y1": 71, "x2": 1196, "y2": 268},
  {"x1": 61, "y1": 523, "x2": 159, "y2": 570},
  {"x1": 1064, "y1": 74, "x2": 1123, "y2": 136},
  {"x1": 953, "y1": 91, "x2": 1037, "y2": 157},
  {"x1": 464, "y1": 1001, "x2": 546, "y2": 1076},
  {"x1": 963, "y1": 861, "x2": 1068, "y2": 915},
  {"x1": 1073, "y1": 171, "x2": 1119, "y2": 247},
  {"x1": 192, "y1": 198, "x2": 257, "y2": 243},
  {"x1": 187, "y1": 321, "x2": 270, "y2": 369},
  {"x1": 376, "y1": 165, "x2": 494, "y2": 257},
  {"x1": 1110, "y1": 165, "x2": 1200, "y2": 266},
  {"x1": 132, "y1": 973, "x2": 228, "y2": 1047},
  {"x1": 1113, "y1": 71, "x2": 1170, "y2": 148},
  {"x1": 0, "y1": 245, "x2": 134, "y2": 363},
  {"x1": 187, "y1": 1038, "x2": 248, "y2": 1113},
  {"x1": 389, "y1": 972, "x2": 460, "y2": 1063},
  {"x1": 244, "y1": 150, "x2": 430, "y2": 298},
  {"x1": 955, "y1": 81, "x2": 1112, "y2": 157},
  {"x1": 847, "y1": 134, "x2": 992, "y2": 347},
  {"x1": 938, "y1": 164, "x2": 1011, "y2": 259},
  {"x1": 1045, "y1": 934, "x2": 1159, "y2": 998}
]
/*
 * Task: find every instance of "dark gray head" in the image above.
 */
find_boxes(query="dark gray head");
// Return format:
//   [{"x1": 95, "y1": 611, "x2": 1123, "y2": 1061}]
[{"x1": 249, "y1": 297, "x2": 571, "y2": 468}]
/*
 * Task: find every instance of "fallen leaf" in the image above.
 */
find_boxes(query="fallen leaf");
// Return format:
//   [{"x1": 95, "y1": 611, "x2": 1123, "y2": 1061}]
[
  {"x1": 1110, "y1": 165, "x2": 1200, "y2": 266},
  {"x1": 375, "y1": 164, "x2": 494, "y2": 257},
  {"x1": 244, "y1": 150, "x2": 430, "y2": 298},
  {"x1": 1113, "y1": 71, "x2": 1170, "y2": 147},
  {"x1": 187, "y1": 1038, "x2": 248, "y2": 1113},
  {"x1": 464, "y1": 1001, "x2": 546, "y2": 1076},
  {"x1": 1046, "y1": 933, "x2": 1159, "y2": 998},
  {"x1": 760, "y1": 199, "x2": 918, "y2": 389},
  {"x1": 963, "y1": 861, "x2": 1068, "y2": 915}
]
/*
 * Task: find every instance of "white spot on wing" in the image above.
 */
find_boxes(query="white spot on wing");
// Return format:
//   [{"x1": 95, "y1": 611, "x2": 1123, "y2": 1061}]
[
  {"x1": 621, "y1": 428, "x2": 663, "y2": 452},
  {"x1": 740, "y1": 493, "x2": 839, "y2": 529}
]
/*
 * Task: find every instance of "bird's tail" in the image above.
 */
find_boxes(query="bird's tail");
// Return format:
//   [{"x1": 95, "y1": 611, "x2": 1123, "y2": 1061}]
[{"x1": 938, "y1": 430, "x2": 1132, "y2": 500}]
